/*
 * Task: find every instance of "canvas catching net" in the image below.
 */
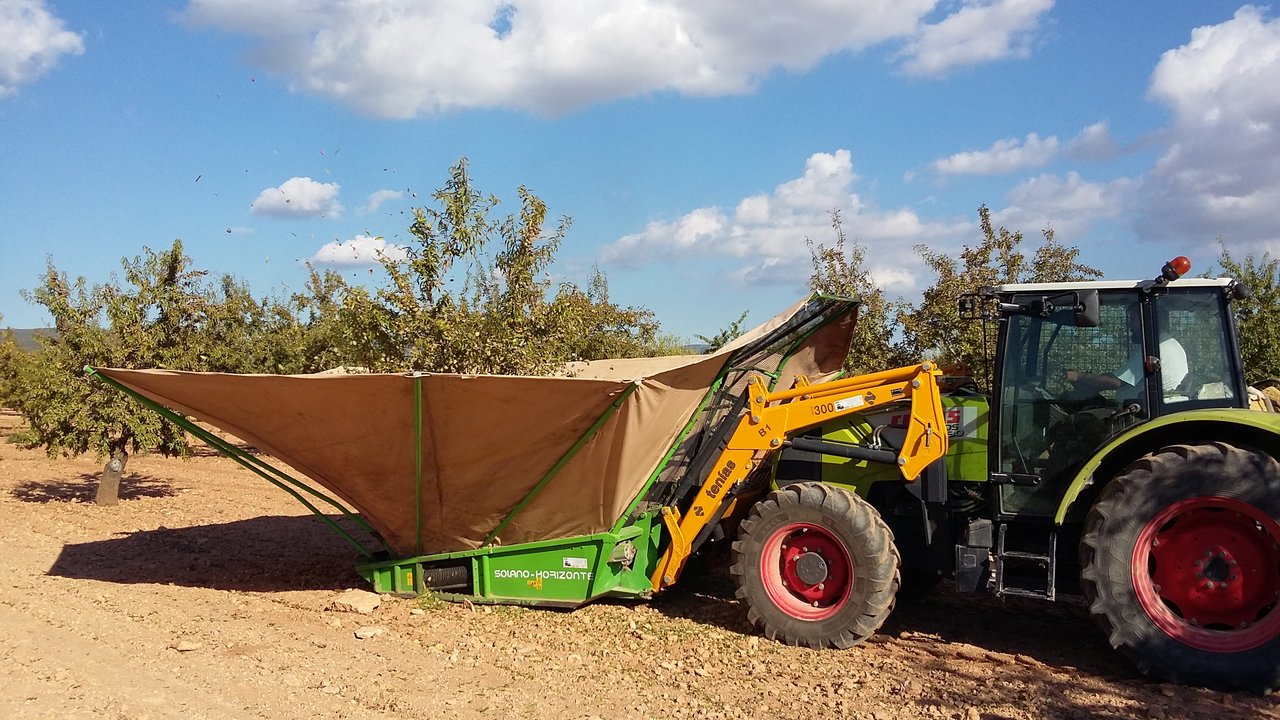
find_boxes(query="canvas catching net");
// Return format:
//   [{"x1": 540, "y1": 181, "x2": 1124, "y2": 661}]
[{"x1": 95, "y1": 295, "x2": 857, "y2": 556}]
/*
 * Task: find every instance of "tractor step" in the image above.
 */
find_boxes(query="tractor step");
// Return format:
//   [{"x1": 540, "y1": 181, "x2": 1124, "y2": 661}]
[{"x1": 993, "y1": 523, "x2": 1057, "y2": 601}]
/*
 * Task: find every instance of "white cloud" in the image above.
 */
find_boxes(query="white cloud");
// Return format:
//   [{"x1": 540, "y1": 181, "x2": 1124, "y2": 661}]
[
  {"x1": 0, "y1": 0, "x2": 84, "y2": 98},
  {"x1": 310, "y1": 234, "x2": 409, "y2": 266},
  {"x1": 932, "y1": 133, "x2": 1059, "y2": 176},
  {"x1": 251, "y1": 177, "x2": 343, "y2": 218},
  {"x1": 600, "y1": 149, "x2": 968, "y2": 290},
  {"x1": 900, "y1": 0, "x2": 1054, "y2": 77},
  {"x1": 869, "y1": 266, "x2": 917, "y2": 292},
  {"x1": 1136, "y1": 6, "x2": 1280, "y2": 250},
  {"x1": 993, "y1": 171, "x2": 1134, "y2": 239},
  {"x1": 361, "y1": 189, "x2": 404, "y2": 214},
  {"x1": 179, "y1": 0, "x2": 1051, "y2": 118},
  {"x1": 1066, "y1": 121, "x2": 1118, "y2": 161}
]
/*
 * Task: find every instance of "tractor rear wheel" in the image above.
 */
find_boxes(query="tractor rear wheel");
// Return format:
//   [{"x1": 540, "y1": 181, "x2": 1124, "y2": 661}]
[
  {"x1": 730, "y1": 482, "x2": 899, "y2": 648},
  {"x1": 1080, "y1": 442, "x2": 1280, "y2": 692}
]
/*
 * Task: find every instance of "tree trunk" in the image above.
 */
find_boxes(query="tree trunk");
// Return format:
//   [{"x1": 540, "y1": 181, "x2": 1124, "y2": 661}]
[{"x1": 95, "y1": 441, "x2": 129, "y2": 506}]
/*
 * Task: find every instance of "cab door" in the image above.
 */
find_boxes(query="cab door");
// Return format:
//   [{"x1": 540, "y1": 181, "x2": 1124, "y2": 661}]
[{"x1": 993, "y1": 290, "x2": 1146, "y2": 516}]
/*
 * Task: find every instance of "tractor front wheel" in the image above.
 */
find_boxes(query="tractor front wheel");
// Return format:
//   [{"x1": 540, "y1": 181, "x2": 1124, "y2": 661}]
[
  {"x1": 1080, "y1": 442, "x2": 1280, "y2": 692},
  {"x1": 730, "y1": 482, "x2": 899, "y2": 648}
]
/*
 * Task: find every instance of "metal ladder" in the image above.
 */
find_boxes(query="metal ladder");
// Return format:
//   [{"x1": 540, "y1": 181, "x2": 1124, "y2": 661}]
[{"x1": 993, "y1": 523, "x2": 1057, "y2": 600}]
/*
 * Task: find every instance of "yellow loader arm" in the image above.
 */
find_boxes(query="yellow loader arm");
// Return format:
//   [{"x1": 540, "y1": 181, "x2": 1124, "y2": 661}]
[{"x1": 651, "y1": 362, "x2": 948, "y2": 591}]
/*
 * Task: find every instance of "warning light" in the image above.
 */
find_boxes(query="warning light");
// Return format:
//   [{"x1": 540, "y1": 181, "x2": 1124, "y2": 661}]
[{"x1": 1159, "y1": 256, "x2": 1191, "y2": 284}]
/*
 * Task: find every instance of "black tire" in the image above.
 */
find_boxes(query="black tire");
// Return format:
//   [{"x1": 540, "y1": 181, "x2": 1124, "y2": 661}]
[
  {"x1": 1079, "y1": 442, "x2": 1280, "y2": 693},
  {"x1": 729, "y1": 482, "x2": 900, "y2": 648}
]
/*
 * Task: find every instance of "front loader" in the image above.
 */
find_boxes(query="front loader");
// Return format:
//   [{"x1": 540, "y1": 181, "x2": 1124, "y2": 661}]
[{"x1": 648, "y1": 362, "x2": 949, "y2": 648}]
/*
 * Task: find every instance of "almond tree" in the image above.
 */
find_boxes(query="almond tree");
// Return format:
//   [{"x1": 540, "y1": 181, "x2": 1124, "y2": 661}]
[
  {"x1": 288, "y1": 265, "x2": 394, "y2": 373},
  {"x1": 11, "y1": 251, "x2": 183, "y2": 505},
  {"x1": 10, "y1": 241, "x2": 291, "y2": 505},
  {"x1": 370, "y1": 158, "x2": 668, "y2": 374}
]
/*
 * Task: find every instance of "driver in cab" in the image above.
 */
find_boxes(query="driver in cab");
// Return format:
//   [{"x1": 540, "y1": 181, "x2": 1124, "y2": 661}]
[{"x1": 1065, "y1": 304, "x2": 1188, "y2": 400}]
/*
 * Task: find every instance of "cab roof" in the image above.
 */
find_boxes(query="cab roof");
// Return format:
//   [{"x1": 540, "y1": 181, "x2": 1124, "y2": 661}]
[{"x1": 985, "y1": 277, "x2": 1235, "y2": 295}]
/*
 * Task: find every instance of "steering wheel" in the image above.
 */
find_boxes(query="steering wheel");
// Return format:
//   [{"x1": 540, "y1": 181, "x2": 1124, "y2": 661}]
[{"x1": 1019, "y1": 381, "x2": 1071, "y2": 421}]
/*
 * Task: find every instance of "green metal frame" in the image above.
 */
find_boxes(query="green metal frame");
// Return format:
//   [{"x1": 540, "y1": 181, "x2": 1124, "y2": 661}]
[{"x1": 357, "y1": 515, "x2": 664, "y2": 604}]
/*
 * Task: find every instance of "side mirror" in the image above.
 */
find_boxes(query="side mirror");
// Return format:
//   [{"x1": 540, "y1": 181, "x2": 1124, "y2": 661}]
[
  {"x1": 962, "y1": 288, "x2": 1098, "y2": 327},
  {"x1": 1075, "y1": 289, "x2": 1100, "y2": 327}
]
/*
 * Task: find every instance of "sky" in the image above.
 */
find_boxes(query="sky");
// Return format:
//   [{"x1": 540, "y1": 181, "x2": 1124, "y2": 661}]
[{"x1": 3, "y1": 1, "x2": 1280, "y2": 341}]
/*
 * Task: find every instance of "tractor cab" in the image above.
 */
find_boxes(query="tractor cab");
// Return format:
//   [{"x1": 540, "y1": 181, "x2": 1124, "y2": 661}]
[{"x1": 973, "y1": 259, "x2": 1250, "y2": 517}]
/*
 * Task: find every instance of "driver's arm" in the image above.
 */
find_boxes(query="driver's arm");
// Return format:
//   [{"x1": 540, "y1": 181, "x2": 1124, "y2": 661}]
[
  {"x1": 1065, "y1": 369, "x2": 1125, "y2": 391},
  {"x1": 1067, "y1": 345, "x2": 1144, "y2": 392}
]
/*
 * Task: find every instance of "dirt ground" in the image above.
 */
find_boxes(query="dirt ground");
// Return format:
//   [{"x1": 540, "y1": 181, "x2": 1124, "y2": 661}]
[{"x1": 1, "y1": 410, "x2": 1276, "y2": 720}]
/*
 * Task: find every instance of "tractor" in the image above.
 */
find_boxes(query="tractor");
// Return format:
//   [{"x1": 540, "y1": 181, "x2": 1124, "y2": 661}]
[{"x1": 761, "y1": 257, "x2": 1280, "y2": 692}]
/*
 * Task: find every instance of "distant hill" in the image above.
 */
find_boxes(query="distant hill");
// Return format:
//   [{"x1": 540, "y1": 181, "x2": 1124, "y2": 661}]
[{"x1": 4, "y1": 329, "x2": 50, "y2": 351}]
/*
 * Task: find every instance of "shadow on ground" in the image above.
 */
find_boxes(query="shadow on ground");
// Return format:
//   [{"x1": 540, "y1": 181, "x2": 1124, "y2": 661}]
[
  {"x1": 11, "y1": 473, "x2": 178, "y2": 503},
  {"x1": 48, "y1": 514, "x2": 377, "y2": 592},
  {"x1": 646, "y1": 571, "x2": 1280, "y2": 717},
  {"x1": 651, "y1": 564, "x2": 1136, "y2": 683},
  {"x1": 189, "y1": 441, "x2": 260, "y2": 458}
]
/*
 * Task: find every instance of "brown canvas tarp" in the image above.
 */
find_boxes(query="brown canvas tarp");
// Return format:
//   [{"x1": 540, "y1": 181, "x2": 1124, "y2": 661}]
[{"x1": 96, "y1": 297, "x2": 855, "y2": 557}]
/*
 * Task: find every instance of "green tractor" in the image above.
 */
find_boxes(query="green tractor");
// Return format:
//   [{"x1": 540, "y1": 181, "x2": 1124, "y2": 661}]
[{"x1": 771, "y1": 258, "x2": 1280, "y2": 692}]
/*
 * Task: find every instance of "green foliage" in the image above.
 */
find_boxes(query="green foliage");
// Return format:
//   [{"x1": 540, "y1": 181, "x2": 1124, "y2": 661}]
[
  {"x1": 697, "y1": 311, "x2": 749, "y2": 354},
  {"x1": 200, "y1": 275, "x2": 307, "y2": 374},
  {"x1": 0, "y1": 314, "x2": 18, "y2": 408},
  {"x1": 808, "y1": 212, "x2": 913, "y2": 374},
  {"x1": 542, "y1": 269, "x2": 669, "y2": 360},
  {"x1": 897, "y1": 206, "x2": 1101, "y2": 387},
  {"x1": 370, "y1": 158, "x2": 663, "y2": 374},
  {"x1": 8, "y1": 240, "x2": 318, "y2": 503},
  {"x1": 803, "y1": 207, "x2": 1099, "y2": 384},
  {"x1": 1217, "y1": 248, "x2": 1280, "y2": 383},
  {"x1": 103, "y1": 239, "x2": 209, "y2": 371},
  {"x1": 646, "y1": 332, "x2": 695, "y2": 356},
  {"x1": 12, "y1": 247, "x2": 193, "y2": 463},
  {"x1": 290, "y1": 265, "x2": 393, "y2": 372}
]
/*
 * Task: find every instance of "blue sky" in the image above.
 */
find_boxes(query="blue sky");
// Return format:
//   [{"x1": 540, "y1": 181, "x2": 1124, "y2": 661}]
[{"x1": 3, "y1": 1, "x2": 1280, "y2": 341}]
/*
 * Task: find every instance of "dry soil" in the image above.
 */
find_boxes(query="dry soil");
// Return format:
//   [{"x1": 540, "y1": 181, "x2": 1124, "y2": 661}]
[{"x1": 1, "y1": 410, "x2": 1276, "y2": 720}]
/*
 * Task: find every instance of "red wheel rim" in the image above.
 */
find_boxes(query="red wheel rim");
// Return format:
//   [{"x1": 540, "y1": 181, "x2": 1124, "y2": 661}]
[
  {"x1": 1132, "y1": 495, "x2": 1280, "y2": 652},
  {"x1": 759, "y1": 522, "x2": 851, "y2": 621}
]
